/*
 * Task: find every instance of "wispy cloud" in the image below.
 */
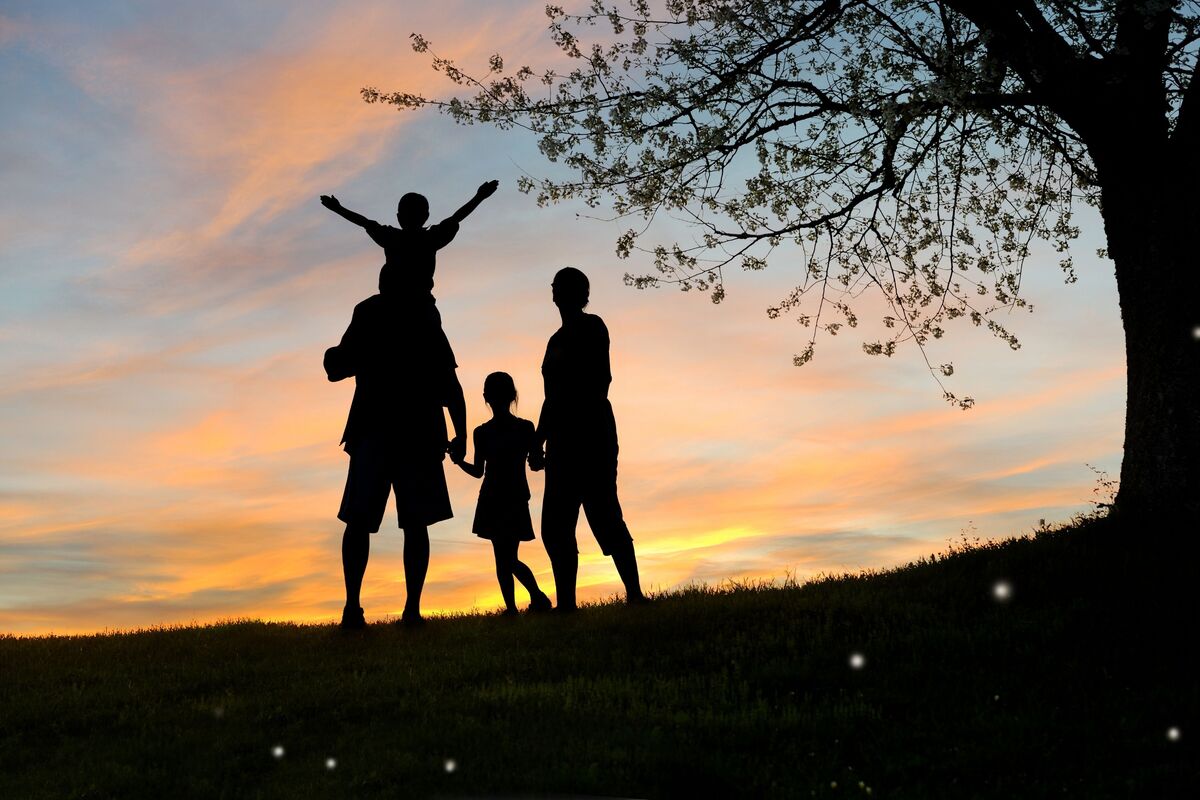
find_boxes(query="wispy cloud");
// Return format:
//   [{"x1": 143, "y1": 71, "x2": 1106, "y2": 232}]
[{"x1": 0, "y1": 1, "x2": 1127, "y2": 635}]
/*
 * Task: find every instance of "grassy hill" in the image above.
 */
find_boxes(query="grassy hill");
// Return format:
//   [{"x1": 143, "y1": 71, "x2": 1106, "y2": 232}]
[{"x1": 1, "y1": 513, "x2": 1195, "y2": 798}]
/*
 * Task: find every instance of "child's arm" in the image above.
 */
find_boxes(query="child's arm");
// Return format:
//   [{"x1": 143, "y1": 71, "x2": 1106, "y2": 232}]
[
  {"x1": 445, "y1": 180, "x2": 498, "y2": 225},
  {"x1": 453, "y1": 429, "x2": 485, "y2": 479},
  {"x1": 320, "y1": 194, "x2": 375, "y2": 228}
]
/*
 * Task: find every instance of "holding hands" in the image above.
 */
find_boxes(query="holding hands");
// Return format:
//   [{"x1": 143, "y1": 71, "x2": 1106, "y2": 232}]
[
  {"x1": 528, "y1": 446, "x2": 545, "y2": 472},
  {"x1": 447, "y1": 436, "x2": 466, "y2": 464}
]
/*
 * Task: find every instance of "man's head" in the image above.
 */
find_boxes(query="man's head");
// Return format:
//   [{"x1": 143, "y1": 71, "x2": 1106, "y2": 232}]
[
  {"x1": 396, "y1": 193, "x2": 430, "y2": 230},
  {"x1": 551, "y1": 267, "x2": 590, "y2": 311}
]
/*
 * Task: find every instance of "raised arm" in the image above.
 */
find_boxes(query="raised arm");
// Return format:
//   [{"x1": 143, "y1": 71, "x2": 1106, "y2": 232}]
[
  {"x1": 319, "y1": 194, "x2": 374, "y2": 228},
  {"x1": 446, "y1": 180, "x2": 498, "y2": 225}
]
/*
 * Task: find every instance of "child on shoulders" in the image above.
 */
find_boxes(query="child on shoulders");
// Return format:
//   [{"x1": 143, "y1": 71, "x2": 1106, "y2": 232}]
[{"x1": 319, "y1": 181, "x2": 498, "y2": 375}]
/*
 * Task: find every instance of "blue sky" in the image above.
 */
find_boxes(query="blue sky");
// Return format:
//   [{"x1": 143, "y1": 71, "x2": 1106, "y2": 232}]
[{"x1": 0, "y1": 1, "x2": 1126, "y2": 634}]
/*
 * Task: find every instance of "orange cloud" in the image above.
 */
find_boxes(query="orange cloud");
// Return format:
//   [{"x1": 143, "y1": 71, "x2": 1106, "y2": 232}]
[{"x1": 0, "y1": 2, "x2": 1128, "y2": 636}]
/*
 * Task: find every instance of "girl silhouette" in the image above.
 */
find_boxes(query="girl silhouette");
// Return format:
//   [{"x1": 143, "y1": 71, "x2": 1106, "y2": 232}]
[{"x1": 452, "y1": 372, "x2": 553, "y2": 615}]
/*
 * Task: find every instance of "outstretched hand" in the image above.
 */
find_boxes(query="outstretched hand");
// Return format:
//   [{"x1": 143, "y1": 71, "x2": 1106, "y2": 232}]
[
  {"x1": 476, "y1": 180, "x2": 499, "y2": 199},
  {"x1": 320, "y1": 194, "x2": 341, "y2": 210}
]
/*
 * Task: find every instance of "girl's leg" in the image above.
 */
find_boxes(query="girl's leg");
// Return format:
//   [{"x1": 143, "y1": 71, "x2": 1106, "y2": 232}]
[
  {"x1": 511, "y1": 543, "x2": 545, "y2": 599},
  {"x1": 492, "y1": 539, "x2": 518, "y2": 613}
]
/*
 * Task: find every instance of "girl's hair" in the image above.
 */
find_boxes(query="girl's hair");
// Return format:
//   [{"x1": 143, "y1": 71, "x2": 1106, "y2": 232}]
[{"x1": 483, "y1": 371, "x2": 518, "y2": 410}]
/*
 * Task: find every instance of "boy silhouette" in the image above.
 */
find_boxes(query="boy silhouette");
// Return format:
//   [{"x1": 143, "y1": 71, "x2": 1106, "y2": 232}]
[{"x1": 320, "y1": 180, "x2": 498, "y2": 387}]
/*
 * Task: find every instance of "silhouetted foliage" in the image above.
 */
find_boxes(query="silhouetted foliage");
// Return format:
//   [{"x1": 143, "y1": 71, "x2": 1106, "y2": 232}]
[{"x1": 366, "y1": 1, "x2": 1200, "y2": 518}]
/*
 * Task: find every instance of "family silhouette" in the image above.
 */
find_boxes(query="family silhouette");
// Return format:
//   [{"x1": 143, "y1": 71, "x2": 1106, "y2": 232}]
[{"x1": 321, "y1": 181, "x2": 645, "y2": 629}]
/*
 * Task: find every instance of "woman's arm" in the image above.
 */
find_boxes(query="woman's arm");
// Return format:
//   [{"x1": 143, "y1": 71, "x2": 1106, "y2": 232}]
[
  {"x1": 526, "y1": 419, "x2": 545, "y2": 471},
  {"x1": 530, "y1": 401, "x2": 549, "y2": 471},
  {"x1": 533, "y1": 398, "x2": 552, "y2": 448}
]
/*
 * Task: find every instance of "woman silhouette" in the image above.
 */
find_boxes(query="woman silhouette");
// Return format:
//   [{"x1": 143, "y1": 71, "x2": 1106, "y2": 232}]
[{"x1": 535, "y1": 267, "x2": 648, "y2": 611}]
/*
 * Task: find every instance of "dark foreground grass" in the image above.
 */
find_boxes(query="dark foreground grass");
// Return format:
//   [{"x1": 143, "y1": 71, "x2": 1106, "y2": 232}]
[{"x1": 2, "y1": 514, "x2": 1196, "y2": 799}]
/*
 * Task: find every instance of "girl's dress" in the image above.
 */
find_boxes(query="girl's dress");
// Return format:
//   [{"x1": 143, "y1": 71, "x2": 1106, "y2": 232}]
[{"x1": 471, "y1": 416, "x2": 537, "y2": 541}]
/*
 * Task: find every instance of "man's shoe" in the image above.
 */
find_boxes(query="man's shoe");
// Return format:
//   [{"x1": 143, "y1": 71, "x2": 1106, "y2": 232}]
[
  {"x1": 340, "y1": 605, "x2": 366, "y2": 630},
  {"x1": 626, "y1": 593, "x2": 652, "y2": 607},
  {"x1": 528, "y1": 592, "x2": 553, "y2": 613},
  {"x1": 396, "y1": 611, "x2": 426, "y2": 628}
]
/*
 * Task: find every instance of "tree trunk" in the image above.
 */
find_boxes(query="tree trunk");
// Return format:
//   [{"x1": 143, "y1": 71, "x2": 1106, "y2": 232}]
[{"x1": 1096, "y1": 165, "x2": 1200, "y2": 522}]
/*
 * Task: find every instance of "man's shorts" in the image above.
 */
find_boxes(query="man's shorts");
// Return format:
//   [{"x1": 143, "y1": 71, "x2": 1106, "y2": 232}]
[
  {"x1": 338, "y1": 440, "x2": 452, "y2": 532},
  {"x1": 541, "y1": 456, "x2": 632, "y2": 556}
]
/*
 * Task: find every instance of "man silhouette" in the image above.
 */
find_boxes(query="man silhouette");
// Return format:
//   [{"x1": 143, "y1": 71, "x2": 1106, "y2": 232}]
[
  {"x1": 320, "y1": 182, "x2": 497, "y2": 629},
  {"x1": 535, "y1": 267, "x2": 648, "y2": 611},
  {"x1": 324, "y1": 292, "x2": 467, "y2": 629}
]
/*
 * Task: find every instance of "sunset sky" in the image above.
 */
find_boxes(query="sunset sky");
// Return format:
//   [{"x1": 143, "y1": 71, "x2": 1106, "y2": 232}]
[{"x1": 0, "y1": 1, "x2": 1126, "y2": 636}]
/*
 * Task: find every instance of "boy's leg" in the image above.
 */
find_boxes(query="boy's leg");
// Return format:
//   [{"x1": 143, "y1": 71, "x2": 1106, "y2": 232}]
[
  {"x1": 342, "y1": 523, "x2": 371, "y2": 611},
  {"x1": 492, "y1": 539, "x2": 518, "y2": 612},
  {"x1": 401, "y1": 524, "x2": 430, "y2": 620}
]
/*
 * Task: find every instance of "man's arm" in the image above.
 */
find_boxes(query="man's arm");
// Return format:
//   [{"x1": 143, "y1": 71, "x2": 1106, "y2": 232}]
[
  {"x1": 320, "y1": 194, "x2": 374, "y2": 228},
  {"x1": 444, "y1": 370, "x2": 468, "y2": 462},
  {"x1": 323, "y1": 305, "x2": 363, "y2": 382},
  {"x1": 453, "y1": 429, "x2": 485, "y2": 479},
  {"x1": 323, "y1": 345, "x2": 354, "y2": 382},
  {"x1": 445, "y1": 180, "x2": 498, "y2": 225}
]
